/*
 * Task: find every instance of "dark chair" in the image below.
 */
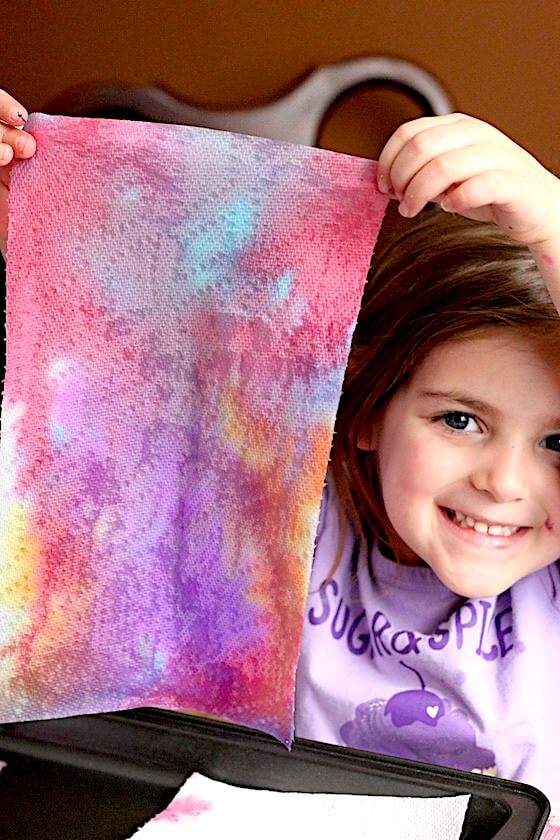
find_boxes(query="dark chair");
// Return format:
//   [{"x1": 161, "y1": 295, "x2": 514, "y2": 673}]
[
  {"x1": 1, "y1": 57, "x2": 453, "y2": 371},
  {"x1": 43, "y1": 56, "x2": 452, "y2": 146}
]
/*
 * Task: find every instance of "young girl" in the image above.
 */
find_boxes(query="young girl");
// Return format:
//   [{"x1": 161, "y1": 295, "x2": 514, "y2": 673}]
[
  {"x1": 3, "y1": 93, "x2": 560, "y2": 826},
  {"x1": 293, "y1": 116, "x2": 560, "y2": 831}
]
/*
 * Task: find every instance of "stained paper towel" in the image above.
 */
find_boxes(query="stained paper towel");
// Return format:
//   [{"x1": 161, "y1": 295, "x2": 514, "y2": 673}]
[
  {"x1": 1, "y1": 113, "x2": 387, "y2": 742},
  {"x1": 130, "y1": 772, "x2": 470, "y2": 840}
]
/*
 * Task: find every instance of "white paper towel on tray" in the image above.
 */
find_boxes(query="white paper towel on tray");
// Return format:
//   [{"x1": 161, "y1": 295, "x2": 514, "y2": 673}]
[{"x1": 130, "y1": 772, "x2": 470, "y2": 839}]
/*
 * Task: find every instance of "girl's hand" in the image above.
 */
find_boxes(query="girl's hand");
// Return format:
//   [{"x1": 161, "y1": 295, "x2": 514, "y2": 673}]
[
  {"x1": 377, "y1": 113, "x2": 560, "y2": 251},
  {"x1": 0, "y1": 89, "x2": 36, "y2": 258}
]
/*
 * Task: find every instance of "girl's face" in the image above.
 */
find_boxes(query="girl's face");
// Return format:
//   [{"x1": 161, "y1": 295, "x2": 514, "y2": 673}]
[{"x1": 361, "y1": 330, "x2": 560, "y2": 598}]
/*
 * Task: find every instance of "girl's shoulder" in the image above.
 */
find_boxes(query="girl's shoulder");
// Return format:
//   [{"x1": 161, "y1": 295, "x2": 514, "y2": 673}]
[
  {"x1": 311, "y1": 473, "x2": 354, "y2": 580},
  {"x1": 314, "y1": 471, "x2": 355, "y2": 552}
]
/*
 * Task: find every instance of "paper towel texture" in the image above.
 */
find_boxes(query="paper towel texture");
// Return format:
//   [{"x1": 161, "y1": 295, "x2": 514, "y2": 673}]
[
  {"x1": 130, "y1": 772, "x2": 470, "y2": 840},
  {"x1": 1, "y1": 114, "x2": 387, "y2": 742}
]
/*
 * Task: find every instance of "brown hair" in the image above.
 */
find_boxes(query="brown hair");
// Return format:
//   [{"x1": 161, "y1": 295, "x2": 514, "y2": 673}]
[{"x1": 330, "y1": 208, "x2": 560, "y2": 561}]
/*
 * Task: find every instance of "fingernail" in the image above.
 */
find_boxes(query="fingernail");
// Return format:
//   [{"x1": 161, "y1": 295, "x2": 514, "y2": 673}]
[
  {"x1": 0, "y1": 145, "x2": 11, "y2": 163},
  {"x1": 12, "y1": 108, "x2": 28, "y2": 125},
  {"x1": 377, "y1": 173, "x2": 388, "y2": 193},
  {"x1": 399, "y1": 202, "x2": 412, "y2": 217},
  {"x1": 15, "y1": 135, "x2": 32, "y2": 155}
]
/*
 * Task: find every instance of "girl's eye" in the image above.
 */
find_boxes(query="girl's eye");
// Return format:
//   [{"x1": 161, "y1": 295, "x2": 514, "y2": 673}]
[
  {"x1": 542, "y1": 435, "x2": 560, "y2": 453},
  {"x1": 440, "y1": 411, "x2": 480, "y2": 432}
]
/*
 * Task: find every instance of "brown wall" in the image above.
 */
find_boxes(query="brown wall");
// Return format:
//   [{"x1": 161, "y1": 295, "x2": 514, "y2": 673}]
[{"x1": 2, "y1": 0, "x2": 559, "y2": 169}]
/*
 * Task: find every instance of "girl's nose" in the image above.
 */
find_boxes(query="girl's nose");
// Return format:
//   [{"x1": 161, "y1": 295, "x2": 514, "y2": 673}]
[{"x1": 470, "y1": 443, "x2": 529, "y2": 503}]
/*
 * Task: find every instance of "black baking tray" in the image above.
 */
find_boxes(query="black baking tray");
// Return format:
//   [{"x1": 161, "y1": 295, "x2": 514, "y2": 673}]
[{"x1": 0, "y1": 708, "x2": 550, "y2": 839}]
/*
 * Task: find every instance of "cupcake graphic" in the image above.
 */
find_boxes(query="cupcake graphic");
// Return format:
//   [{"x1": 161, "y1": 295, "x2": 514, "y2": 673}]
[{"x1": 340, "y1": 662, "x2": 496, "y2": 774}]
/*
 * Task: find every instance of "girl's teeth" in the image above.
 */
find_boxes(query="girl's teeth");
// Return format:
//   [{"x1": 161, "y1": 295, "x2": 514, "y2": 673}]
[
  {"x1": 489, "y1": 524, "x2": 514, "y2": 536},
  {"x1": 451, "y1": 509, "x2": 519, "y2": 536}
]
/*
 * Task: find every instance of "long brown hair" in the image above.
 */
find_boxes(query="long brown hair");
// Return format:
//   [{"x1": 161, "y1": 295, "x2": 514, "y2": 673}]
[{"x1": 331, "y1": 208, "x2": 560, "y2": 561}]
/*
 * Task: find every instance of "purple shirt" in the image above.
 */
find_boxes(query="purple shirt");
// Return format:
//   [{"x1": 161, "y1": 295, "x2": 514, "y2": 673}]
[{"x1": 295, "y1": 479, "x2": 560, "y2": 812}]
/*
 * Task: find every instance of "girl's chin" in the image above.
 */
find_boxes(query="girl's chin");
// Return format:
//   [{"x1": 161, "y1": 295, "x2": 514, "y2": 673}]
[{"x1": 423, "y1": 555, "x2": 515, "y2": 598}]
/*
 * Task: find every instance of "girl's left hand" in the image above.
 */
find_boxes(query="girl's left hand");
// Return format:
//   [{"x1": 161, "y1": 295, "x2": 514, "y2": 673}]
[
  {"x1": 0, "y1": 89, "x2": 35, "y2": 259},
  {"x1": 377, "y1": 113, "x2": 560, "y2": 250}
]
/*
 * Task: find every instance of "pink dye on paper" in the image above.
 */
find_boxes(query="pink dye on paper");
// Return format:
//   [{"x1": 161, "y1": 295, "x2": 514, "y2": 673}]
[
  {"x1": 1, "y1": 113, "x2": 387, "y2": 743},
  {"x1": 154, "y1": 795, "x2": 212, "y2": 822}
]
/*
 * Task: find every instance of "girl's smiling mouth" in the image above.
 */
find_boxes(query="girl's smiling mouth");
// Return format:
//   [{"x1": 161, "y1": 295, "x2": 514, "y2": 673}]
[{"x1": 438, "y1": 506, "x2": 530, "y2": 546}]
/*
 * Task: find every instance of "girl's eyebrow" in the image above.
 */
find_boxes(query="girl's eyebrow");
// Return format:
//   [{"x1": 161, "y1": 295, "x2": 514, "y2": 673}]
[{"x1": 420, "y1": 390, "x2": 498, "y2": 416}]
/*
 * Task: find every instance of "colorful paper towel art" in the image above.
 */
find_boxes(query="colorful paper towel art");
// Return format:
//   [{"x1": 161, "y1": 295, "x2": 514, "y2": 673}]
[{"x1": 1, "y1": 113, "x2": 387, "y2": 743}]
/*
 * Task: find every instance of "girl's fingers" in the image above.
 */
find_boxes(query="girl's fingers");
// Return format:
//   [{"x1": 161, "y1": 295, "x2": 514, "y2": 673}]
[
  {"x1": 440, "y1": 171, "x2": 515, "y2": 215},
  {"x1": 442, "y1": 170, "x2": 559, "y2": 244},
  {"x1": 377, "y1": 113, "x2": 466, "y2": 192},
  {"x1": 384, "y1": 121, "x2": 498, "y2": 200},
  {"x1": 0, "y1": 124, "x2": 35, "y2": 165},
  {"x1": 378, "y1": 112, "x2": 560, "y2": 247},
  {"x1": 0, "y1": 143, "x2": 14, "y2": 165},
  {"x1": 0, "y1": 92, "x2": 34, "y2": 169},
  {"x1": 0, "y1": 89, "x2": 28, "y2": 126},
  {"x1": 396, "y1": 145, "x2": 516, "y2": 216}
]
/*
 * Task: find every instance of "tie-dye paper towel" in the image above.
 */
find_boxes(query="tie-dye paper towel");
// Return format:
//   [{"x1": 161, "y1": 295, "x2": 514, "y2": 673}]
[{"x1": 1, "y1": 114, "x2": 387, "y2": 743}]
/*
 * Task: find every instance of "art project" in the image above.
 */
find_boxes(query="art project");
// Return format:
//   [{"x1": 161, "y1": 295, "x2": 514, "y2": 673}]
[
  {"x1": 129, "y1": 773, "x2": 470, "y2": 840},
  {"x1": 1, "y1": 114, "x2": 387, "y2": 742}
]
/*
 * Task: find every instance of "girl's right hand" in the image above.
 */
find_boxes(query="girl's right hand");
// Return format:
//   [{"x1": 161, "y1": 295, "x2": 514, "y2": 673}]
[
  {"x1": 377, "y1": 113, "x2": 560, "y2": 312},
  {"x1": 0, "y1": 89, "x2": 36, "y2": 258}
]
